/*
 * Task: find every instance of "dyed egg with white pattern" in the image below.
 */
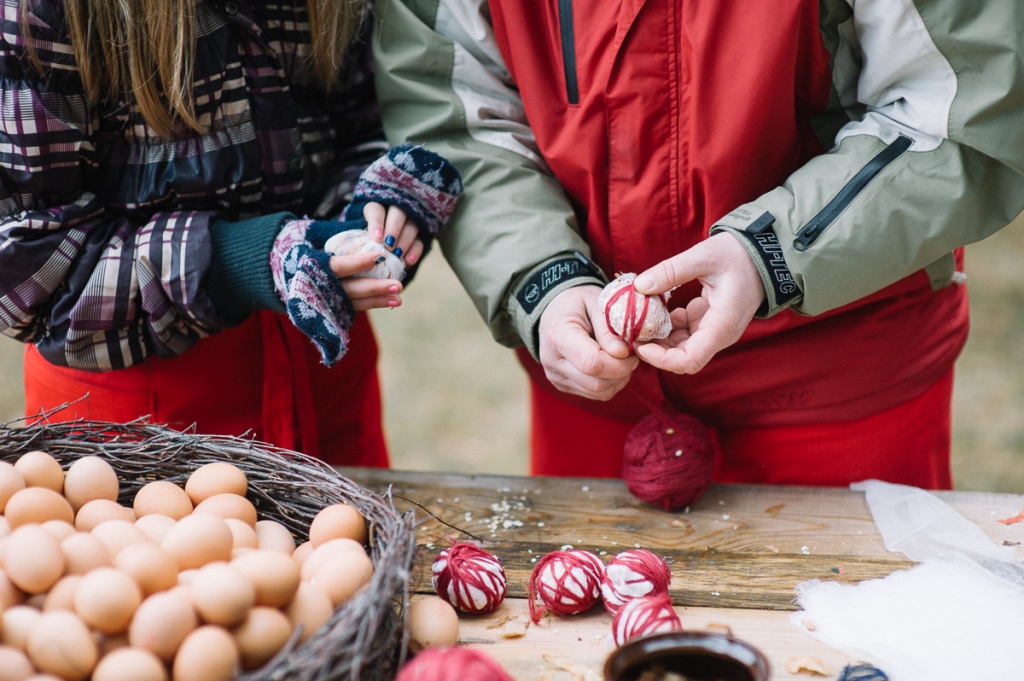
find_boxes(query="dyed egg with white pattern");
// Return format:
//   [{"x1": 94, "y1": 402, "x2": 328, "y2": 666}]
[{"x1": 432, "y1": 542, "x2": 507, "y2": 613}]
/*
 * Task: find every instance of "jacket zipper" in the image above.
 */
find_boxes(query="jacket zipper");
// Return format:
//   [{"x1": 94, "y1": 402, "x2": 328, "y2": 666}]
[
  {"x1": 793, "y1": 134, "x2": 913, "y2": 251},
  {"x1": 558, "y1": 0, "x2": 579, "y2": 105}
]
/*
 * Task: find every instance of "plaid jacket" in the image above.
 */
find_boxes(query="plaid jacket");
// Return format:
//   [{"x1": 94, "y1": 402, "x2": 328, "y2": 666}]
[{"x1": 0, "y1": 0, "x2": 385, "y2": 370}]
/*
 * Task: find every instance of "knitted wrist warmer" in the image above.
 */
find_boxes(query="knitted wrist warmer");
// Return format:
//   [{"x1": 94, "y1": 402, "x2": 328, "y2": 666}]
[
  {"x1": 206, "y1": 213, "x2": 292, "y2": 323},
  {"x1": 342, "y1": 143, "x2": 463, "y2": 247}
]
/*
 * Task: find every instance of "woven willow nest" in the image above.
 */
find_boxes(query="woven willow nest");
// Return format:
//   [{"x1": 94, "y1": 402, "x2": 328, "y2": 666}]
[{"x1": 0, "y1": 419, "x2": 417, "y2": 681}]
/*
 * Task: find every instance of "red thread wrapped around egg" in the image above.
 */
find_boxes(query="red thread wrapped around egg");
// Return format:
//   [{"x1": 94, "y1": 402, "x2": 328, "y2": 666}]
[
  {"x1": 527, "y1": 549, "x2": 605, "y2": 622},
  {"x1": 396, "y1": 646, "x2": 514, "y2": 681},
  {"x1": 601, "y1": 549, "x2": 672, "y2": 614},
  {"x1": 612, "y1": 592, "x2": 683, "y2": 646},
  {"x1": 431, "y1": 542, "x2": 507, "y2": 614}
]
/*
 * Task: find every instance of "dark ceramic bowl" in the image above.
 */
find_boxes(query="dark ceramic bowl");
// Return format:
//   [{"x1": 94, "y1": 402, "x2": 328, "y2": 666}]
[{"x1": 604, "y1": 631, "x2": 771, "y2": 681}]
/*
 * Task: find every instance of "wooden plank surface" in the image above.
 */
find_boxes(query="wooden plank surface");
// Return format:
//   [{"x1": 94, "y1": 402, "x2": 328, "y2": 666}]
[{"x1": 341, "y1": 468, "x2": 1024, "y2": 610}]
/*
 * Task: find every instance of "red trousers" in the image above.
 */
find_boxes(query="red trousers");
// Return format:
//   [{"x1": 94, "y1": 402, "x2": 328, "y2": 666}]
[
  {"x1": 529, "y1": 367, "x2": 954, "y2": 490},
  {"x1": 23, "y1": 311, "x2": 388, "y2": 468}
]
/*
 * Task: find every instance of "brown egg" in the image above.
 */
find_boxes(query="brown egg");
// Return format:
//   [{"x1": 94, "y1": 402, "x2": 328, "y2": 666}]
[
  {"x1": 0, "y1": 462, "x2": 26, "y2": 513},
  {"x1": 407, "y1": 595, "x2": 459, "y2": 653},
  {"x1": 184, "y1": 463, "x2": 248, "y2": 506},
  {"x1": 43, "y1": 575, "x2": 82, "y2": 611},
  {"x1": 61, "y1": 532, "x2": 113, "y2": 575},
  {"x1": 26, "y1": 611, "x2": 98, "y2": 681},
  {"x1": 2, "y1": 606, "x2": 41, "y2": 651},
  {"x1": 4, "y1": 488, "x2": 74, "y2": 528},
  {"x1": 91, "y1": 520, "x2": 148, "y2": 559},
  {"x1": 308, "y1": 550, "x2": 374, "y2": 607},
  {"x1": 233, "y1": 607, "x2": 293, "y2": 671},
  {"x1": 309, "y1": 503, "x2": 368, "y2": 547},
  {"x1": 171, "y1": 626, "x2": 239, "y2": 681},
  {"x1": 73, "y1": 568, "x2": 143, "y2": 635},
  {"x1": 285, "y1": 582, "x2": 334, "y2": 643},
  {"x1": 230, "y1": 551, "x2": 300, "y2": 608},
  {"x1": 254, "y1": 520, "x2": 296, "y2": 555},
  {"x1": 76, "y1": 499, "x2": 135, "y2": 531},
  {"x1": 129, "y1": 591, "x2": 198, "y2": 663},
  {"x1": 13, "y1": 451, "x2": 63, "y2": 493},
  {"x1": 192, "y1": 494, "x2": 257, "y2": 528},
  {"x1": 40, "y1": 519, "x2": 76, "y2": 542},
  {"x1": 134, "y1": 514, "x2": 175, "y2": 545},
  {"x1": 291, "y1": 541, "x2": 314, "y2": 569},
  {"x1": 187, "y1": 563, "x2": 254, "y2": 628},
  {"x1": 299, "y1": 538, "x2": 367, "y2": 581},
  {"x1": 223, "y1": 518, "x2": 258, "y2": 550},
  {"x1": 5, "y1": 525, "x2": 64, "y2": 594},
  {"x1": 113, "y1": 543, "x2": 178, "y2": 596},
  {"x1": 0, "y1": 644, "x2": 35, "y2": 681},
  {"x1": 0, "y1": 571, "x2": 24, "y2": 610},
  {"x1": 63, "y1": 456, "x2": 119, "y2": 513},
  {"x1": 133, "y1": 481, "x2": 193, "y2": 520},
  {"x1": 0, "y1": 516, "x2": 10, "y2": 540},
  {"x1": 92, "y1": 647, "x2": 168, "y2": 681},
  {"x1": 161, "y1": 515, "x2": 233, "y2": 570}
]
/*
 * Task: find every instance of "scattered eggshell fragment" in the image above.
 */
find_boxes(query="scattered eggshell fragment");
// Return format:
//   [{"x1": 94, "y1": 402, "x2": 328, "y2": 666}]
[
  {"x1": 5, "y1": 487, "x2": 75, "y2": 528},
  {"x1": 184, "y1": 463, "x2": 248, "y2": 506},
  {"x1": 172, "y1": 625, "x2": 240, "y2": 681},
  {"x1": 26, "y1": 610, "x2": 98, "y2": 681},
  {"x1": 5, "y1": 525, "x2": 64, "y2": 594},
  {"x1": 309, "y1": 503, "x2": 367, "y2": 547},
  {"x1": 92, "y1": 647, "x2": 168, "y2": 681},
  {"x1": 193, "y1": 493, "x2": 257, "y2": 528},
  {"x1": 14, "y1": 451, "x2": 64, "y2": 493},
  {"x1": 134, "y1": 481, "x2": 193, "y2": 520},
  {"x1": 161, "y1": 515, "x2": 233, "y2": 570},
  {"x1": 63, "y1": 456, "x2": 119, "y2": 513},
  {"x1": 407, "y1": 596, "x2": 460, "y2": 653},
  {"x1": 129, "y1": 591, "x2": 198, "y2": 663},
  {"x1": 76, "y1": 499, "x2": 135, "y2": 531},
  {"x1": 233, "y1": 607, "x2": 293, "y2": 671},
  {"x1": 255, "y1": 520, "x2": 296, "y2": 555},
  {"x1": 74, "y1": 568, "x2": 143, "y2": 635}
]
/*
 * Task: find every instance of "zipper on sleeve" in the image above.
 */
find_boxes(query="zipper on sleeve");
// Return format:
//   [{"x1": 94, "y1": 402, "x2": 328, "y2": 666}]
[
  {"x1": 558, "y1": 0, "x2": 579, "y2": 105},
  {"x1": 794, "y1": 134, "x2": 913, "y2": 251}
]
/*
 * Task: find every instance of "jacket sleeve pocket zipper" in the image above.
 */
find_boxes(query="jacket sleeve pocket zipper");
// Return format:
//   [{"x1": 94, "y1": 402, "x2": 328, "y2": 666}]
[
  {"x1": 558, "y1": 0, "x2": 579, "y2": 105},
  {"x1": 794, "y1": 134, "x2": 913, "y2": 251}
]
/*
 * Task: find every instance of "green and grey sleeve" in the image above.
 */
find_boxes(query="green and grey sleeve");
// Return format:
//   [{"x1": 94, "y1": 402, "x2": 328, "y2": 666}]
[
  {"x1": 372, "y1": 0, "x2": 604, "y2": 356},
  {"x1": 713, "y1": 0, "x2": 1024, "y2": 317}
]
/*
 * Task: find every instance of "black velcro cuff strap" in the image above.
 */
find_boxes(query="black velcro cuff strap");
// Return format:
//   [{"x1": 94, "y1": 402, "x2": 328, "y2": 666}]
[
  {"x1": 507, "y1": 253, "x2": 607, "y2": 359},
  {"x1": 713, "y1": 210, "x2": 802, "y2": 318}
]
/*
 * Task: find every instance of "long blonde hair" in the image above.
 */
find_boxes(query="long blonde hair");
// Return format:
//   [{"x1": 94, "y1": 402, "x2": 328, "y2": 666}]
[{"x1": 24, "y1": 0, "x2": 364, "y2": 138}]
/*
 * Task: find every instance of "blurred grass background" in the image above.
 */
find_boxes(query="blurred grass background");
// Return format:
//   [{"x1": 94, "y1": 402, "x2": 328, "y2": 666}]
[{"x1": 1, "y1": 218, "x2": 1022, "y2": 491}]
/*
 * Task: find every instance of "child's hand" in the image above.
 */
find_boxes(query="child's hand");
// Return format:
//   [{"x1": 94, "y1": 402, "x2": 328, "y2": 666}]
[
  {"x1": 329, "y1": 251, "x2": 404, "y2": 311},
  {"x1": 361, "y1": 202, "x2": 425, "y2": 267}
]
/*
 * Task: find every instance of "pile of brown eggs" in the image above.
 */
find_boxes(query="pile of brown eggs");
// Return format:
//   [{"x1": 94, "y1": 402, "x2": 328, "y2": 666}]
[{"x1": 0, "y1": 450, "x2": 374, "y2": 681}]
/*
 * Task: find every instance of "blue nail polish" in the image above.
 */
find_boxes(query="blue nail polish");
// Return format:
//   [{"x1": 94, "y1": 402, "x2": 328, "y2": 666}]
[
  {"x1": 375, "y1": 255, "x2": 386, "y2": 264},
  {"x1": 384, "y1": 235, "x2": 395, "y2": 247},
  {"x1": 393, "y1": 247, "x2": 403, "y2": 258}
]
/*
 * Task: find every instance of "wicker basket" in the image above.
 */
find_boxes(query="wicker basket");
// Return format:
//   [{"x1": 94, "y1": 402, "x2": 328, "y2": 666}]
[{"x1": 0, "y1": 419, "x2": 417, "y2": 681}]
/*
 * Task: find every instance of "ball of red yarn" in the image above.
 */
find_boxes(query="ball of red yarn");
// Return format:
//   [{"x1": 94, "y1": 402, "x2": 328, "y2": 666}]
[
  {"x1": 395, "y1": 646, "x2": 514, "y2": 681},
  {"x1": 600, "y1": 549, "x2": 672, "y2": 614},
  {"x1": 528, "y1": 549, "x2": 605, "y2": 622},
  {"x1": 432, "y1": 542, "x2": 507, "y2": 614},
  {"x1": 622, "y1": 409, "x2": 715, "y2": 511},
  {"x1": 612, "y1": 592, "x2": 683, "y2": 646}
]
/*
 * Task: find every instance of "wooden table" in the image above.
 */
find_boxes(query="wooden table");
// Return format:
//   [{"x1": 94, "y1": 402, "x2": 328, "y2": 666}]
[{"x1": 340, "y1": 468, "x2": 1024, "y2": 680}]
